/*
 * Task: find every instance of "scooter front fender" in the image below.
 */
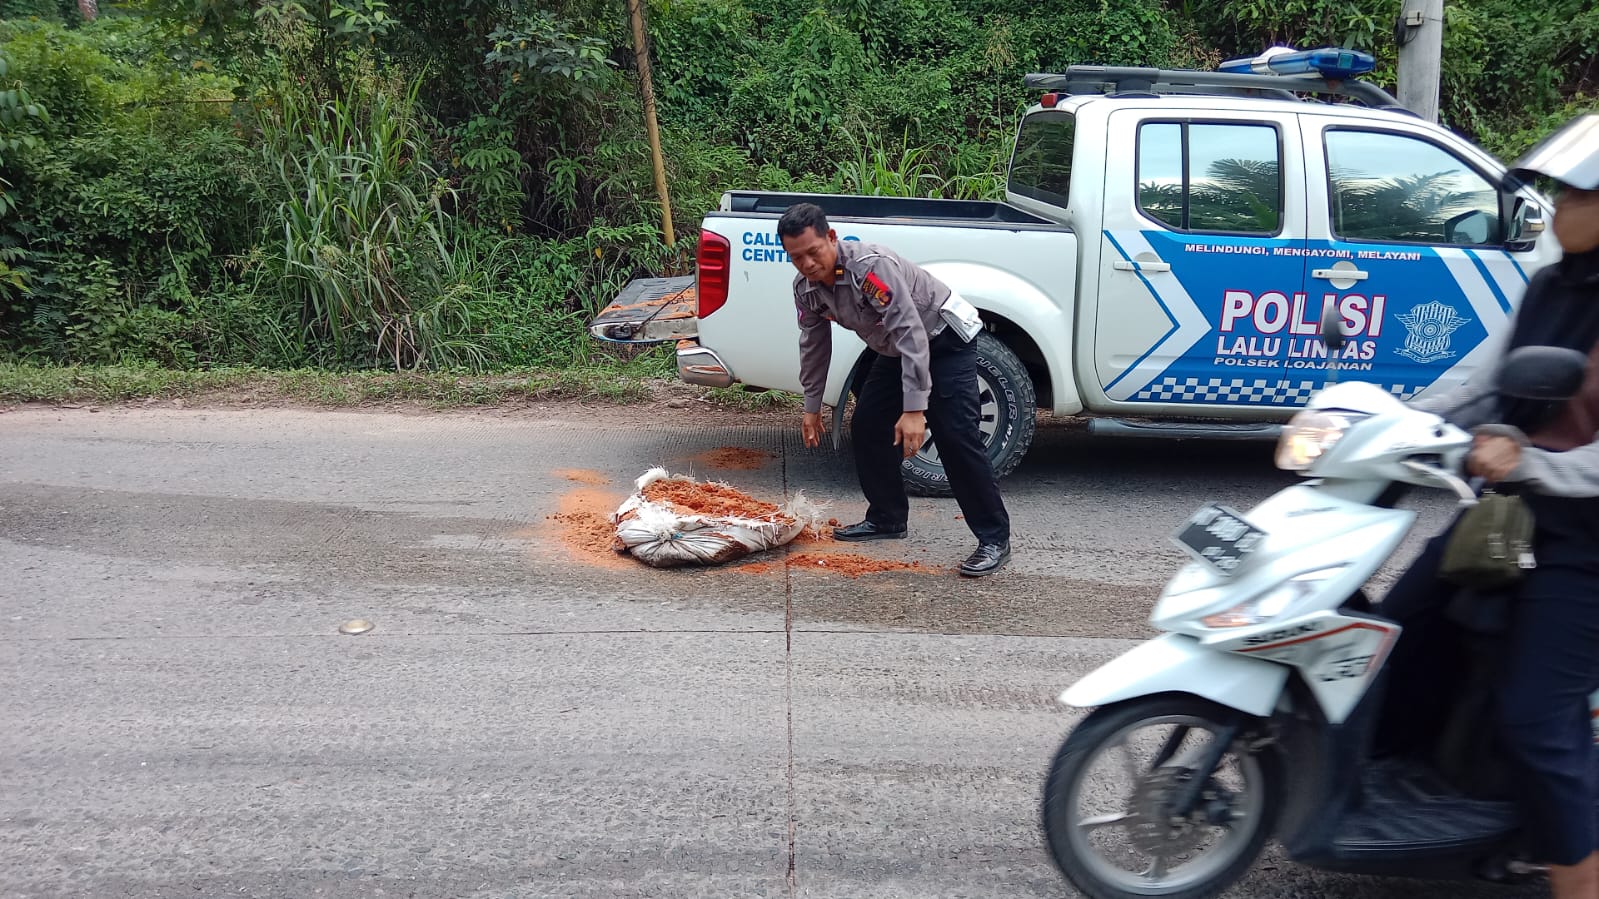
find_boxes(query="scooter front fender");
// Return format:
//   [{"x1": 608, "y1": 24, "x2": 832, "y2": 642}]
[{"x1": 1061, "y1": 633, "x2": 1288, "y2": 718}]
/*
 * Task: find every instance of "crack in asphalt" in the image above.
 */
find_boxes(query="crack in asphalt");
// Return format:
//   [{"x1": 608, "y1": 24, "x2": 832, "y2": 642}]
[{"x1": 782, "y1": 434, "x2": 799, "y2": 896}]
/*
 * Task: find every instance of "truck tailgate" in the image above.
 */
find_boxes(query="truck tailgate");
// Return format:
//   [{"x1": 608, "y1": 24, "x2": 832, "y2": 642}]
[{"x1": 588, "y1": 275, "x2": 697, "y2": 343}]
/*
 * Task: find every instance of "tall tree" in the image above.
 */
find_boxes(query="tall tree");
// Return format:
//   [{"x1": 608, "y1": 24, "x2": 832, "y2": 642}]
[{"x1": 77, "y1": 0, "x2": 98, "y2": 21}]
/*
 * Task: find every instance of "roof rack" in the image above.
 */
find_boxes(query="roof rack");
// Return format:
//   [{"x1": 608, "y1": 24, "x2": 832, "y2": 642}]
[{"x1": 1024, "y1": 65, "x2": 1403, "y2": 110}]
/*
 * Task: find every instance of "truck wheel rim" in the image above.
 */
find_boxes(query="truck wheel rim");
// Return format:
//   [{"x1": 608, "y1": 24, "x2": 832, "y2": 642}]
[
  {"x1": 1063, "y1": 714, "x2": 1265, "y2": 895},
  {"x1": 913, "y1": 374, "x2": 1003, "y2": 465}
]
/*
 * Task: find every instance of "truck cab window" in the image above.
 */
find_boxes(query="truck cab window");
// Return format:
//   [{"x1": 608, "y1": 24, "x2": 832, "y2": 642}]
[
  {"x1": 1009, "y1": 111, "x2": 1076, "y2": 208},
  {"x1": 1137, "y1": 122, "x2": 1282, "y2": 234},
  {"x1": 1324, "y1": 130, "x2": 1502, "y2": 246},
  {"x1": 1137, "y1": 123, "x2": 1183, "y2": 229}
]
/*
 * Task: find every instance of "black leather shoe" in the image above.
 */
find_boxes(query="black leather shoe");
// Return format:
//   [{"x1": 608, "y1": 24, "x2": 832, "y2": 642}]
[
  {"x1": 832, "y1": 521, "x2": 908, "y2": 542},
  {"x1": 959, "y1": 541, "x2": 1011, "y2": 577}
]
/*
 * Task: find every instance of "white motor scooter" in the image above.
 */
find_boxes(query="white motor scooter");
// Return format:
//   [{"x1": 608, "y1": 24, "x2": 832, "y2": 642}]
[{"x1": 1040, "y1": 320, "x2": 1599, "y2": 899}]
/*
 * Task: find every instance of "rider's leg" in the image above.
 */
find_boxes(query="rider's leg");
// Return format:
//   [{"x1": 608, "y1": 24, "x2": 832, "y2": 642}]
[
  {"x1": 1495, "y1": 561, "x2": 1599, "y2": 885},
  {"x1": 1373, "y1": 532, "x2": 1466, "y2": 757},
  {"x1": 1547, "y1": 851, "x2": 1597, "y2": 899}
]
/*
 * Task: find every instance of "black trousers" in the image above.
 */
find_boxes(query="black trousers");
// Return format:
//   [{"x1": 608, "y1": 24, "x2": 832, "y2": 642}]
[
  {"x1": 851, "y1": 329, "x2": 1010, "y2": 544},
  {"x1": 1380, "y1": 496, "x2": 1599, "y2": 865}
]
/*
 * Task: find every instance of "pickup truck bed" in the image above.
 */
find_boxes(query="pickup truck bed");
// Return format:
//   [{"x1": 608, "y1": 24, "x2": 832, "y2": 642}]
[
  {"x1": 722, "y1": 191, "x2": 1057, "y2": 226},
  {"x1": 587, "y1": 192, "x2": 1069, "y2": 345}
]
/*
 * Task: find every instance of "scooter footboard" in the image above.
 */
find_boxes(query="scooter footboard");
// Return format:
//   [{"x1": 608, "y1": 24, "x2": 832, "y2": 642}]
[{"x1": 1062, "y1": 633, "x2": 1289, "y2": 717}]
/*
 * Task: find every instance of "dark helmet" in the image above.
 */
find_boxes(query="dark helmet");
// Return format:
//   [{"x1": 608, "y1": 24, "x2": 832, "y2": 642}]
[{"x1": 1507, "y1": 113, "x2": 1599, "y2": 192}]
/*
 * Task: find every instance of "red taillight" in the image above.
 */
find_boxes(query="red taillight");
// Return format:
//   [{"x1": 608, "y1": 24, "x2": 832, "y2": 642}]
[
  {"x1": 696, "y1": 230, "x2": 731, "y2": 318},
  {"x1": 1040, "y1": 93, "x2": 1059, "y2": 108}
]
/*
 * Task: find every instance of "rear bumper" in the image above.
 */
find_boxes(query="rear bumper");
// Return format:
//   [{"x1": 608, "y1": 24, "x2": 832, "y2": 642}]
[{"x1": 677, "y1": 342, "x2": 735, "y2": 388}]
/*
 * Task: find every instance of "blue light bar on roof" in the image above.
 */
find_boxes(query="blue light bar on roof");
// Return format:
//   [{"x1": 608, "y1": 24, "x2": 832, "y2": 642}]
[{"x1": 1218, "y1": 47, "x2": 1376, "y2": 80}]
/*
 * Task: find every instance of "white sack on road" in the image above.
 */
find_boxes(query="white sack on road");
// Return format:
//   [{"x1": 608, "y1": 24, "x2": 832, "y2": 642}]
[{"x1": 613, "y1": 468, "x2": 814, "y2": 568}]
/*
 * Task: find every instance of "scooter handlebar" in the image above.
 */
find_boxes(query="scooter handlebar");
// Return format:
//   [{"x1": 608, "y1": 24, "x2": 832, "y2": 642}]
[{"x1": 1399, "y1": 459, "x2": 1479, "y2": 504}]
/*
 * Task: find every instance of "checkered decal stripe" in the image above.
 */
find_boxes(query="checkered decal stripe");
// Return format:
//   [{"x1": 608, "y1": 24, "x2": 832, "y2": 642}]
[{"x1": 1133, "y1": 378, "x2": 1424, "y2": 404}]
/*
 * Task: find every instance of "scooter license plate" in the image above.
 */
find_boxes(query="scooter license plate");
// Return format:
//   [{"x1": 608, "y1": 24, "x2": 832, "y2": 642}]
[{"x1": 1174, "y1": 504, "x2": 1267, "y2": 574}]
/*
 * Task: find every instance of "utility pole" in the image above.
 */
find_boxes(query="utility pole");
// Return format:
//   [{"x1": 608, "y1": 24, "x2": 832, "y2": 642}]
[
  {"x1": 1396, "y1": 0, "x2": 1443, "y2": 123},
  {"x1": 626, "y1": 0, "x2": 675, "y2": 248}
]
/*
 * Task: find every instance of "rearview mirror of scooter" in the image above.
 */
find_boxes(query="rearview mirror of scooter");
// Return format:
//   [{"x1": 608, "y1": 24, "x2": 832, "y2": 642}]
[
  {"x1": 1318, "y1": 297, "x2": 1347, "y2": 382},
  {"x1": 1497, "y1": 345, "x2": 1589, "y2": 401},
  {"x1": 1319, "y1": 297, "x2": 1347, "y2": 351}
]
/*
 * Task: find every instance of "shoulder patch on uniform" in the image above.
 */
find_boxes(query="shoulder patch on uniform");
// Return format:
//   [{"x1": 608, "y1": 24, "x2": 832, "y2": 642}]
[{"x1": 863, "y1": 272, "x2": 893, "y2": 308}]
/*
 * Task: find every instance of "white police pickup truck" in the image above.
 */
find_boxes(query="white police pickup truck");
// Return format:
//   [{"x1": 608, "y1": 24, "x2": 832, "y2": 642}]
[{"x1": 590, "y1": 49, "x2": 1560, "y2": 495}]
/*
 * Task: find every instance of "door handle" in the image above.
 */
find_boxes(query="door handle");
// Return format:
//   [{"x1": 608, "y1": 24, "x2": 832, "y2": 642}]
[
  {"x1": 1113, "y1": 260, "x2": 1172, "y2": 273},
  {"x1": 1312, "y1": 267, "x2": 1369, "y2": 281}
]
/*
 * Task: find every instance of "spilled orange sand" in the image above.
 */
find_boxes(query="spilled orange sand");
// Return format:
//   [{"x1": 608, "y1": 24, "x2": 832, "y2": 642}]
[
  {"x1": 532, "y1": 486, "x2": 634, "y2": 571},
  {"x1": 685, "y1": 446, "x2": 776, "y2": 471},
  {"x1": 642, "y1": 478, "x2": 785, "y2": 519},
  {"x1": 785, "y1": 550, "x2": 936, "y2": 577}
]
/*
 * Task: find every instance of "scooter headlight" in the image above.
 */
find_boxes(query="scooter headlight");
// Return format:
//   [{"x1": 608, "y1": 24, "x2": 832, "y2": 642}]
[
  {"x1": 1275, "y1": 411, "x2": 1366, "y2": 472},
  {"x1": 1200, "y1": 566, "x2": 1347, "y2": 628}
]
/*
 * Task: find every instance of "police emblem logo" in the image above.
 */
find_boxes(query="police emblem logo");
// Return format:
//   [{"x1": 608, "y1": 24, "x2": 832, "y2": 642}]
[
  {"x1": 863, "y1": 272, "x2": 893, "y2": 307},
  {"x1": 1396, "y1": 300, "x2": 1470, "y2": 364}
]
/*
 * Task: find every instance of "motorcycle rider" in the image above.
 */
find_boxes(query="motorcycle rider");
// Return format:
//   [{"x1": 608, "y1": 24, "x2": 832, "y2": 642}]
[{"x1": 1381, "y1": 114, "x2": 1599, "y2": 899}]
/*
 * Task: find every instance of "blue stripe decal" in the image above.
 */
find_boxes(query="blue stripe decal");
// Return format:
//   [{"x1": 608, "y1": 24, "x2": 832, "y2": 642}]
[
  {"x1": 1508, "y1": 254, "x2": 1530, "y2": 285},
  {"x1": 1102, "y1": 230, "x2": 1177, "y2": 393},
  {"x1": 1464, "y1": 249, "x2": 1513, "y2": 315}
]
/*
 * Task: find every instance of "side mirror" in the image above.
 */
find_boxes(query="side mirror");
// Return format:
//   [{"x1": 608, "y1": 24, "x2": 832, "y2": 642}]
[
  {"x1": 1521, "y1": 203, "x2": 1547, "y2": 236},
  {"x1": 1443, "y1": 208, "x2": 1498, "y2": 245},
  {"x1": 1319, "y1": 296, "x2": 1347, "y2": 351},
  {"x1": 1498, "y1": 345, "x2": 1588, "y2": 401},
  {"x1": 1506, "y1": 197, "x2": 1546, "y2": 251}
]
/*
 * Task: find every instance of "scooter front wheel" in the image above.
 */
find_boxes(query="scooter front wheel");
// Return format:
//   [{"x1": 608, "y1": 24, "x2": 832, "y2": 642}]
[{"x1": 1041, "y1": 694, "x2": 1279, "y2": 899}]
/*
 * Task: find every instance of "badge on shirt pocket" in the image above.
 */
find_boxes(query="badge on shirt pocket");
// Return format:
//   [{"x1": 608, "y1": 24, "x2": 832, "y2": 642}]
[{"x1": 863, "y1": 272, "x2": 893, "y2": 308}]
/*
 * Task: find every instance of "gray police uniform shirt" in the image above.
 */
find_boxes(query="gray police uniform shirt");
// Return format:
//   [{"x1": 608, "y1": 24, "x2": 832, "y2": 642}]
[{"x1": 794, "y1": 240, "x2": 950, "y2": 415}]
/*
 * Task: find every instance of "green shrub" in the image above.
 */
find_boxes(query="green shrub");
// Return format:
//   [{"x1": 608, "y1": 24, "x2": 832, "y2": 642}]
[
  {"x1": 0, "y1": 0, "x2": 1589, "y2": 379},
  {"x1": 254, "y1": 67, "x2": 467, "y2": 370},
  {"x1": 0, "y1": 0, "x2": 74, "y2": 23},
  {"x1": 0, "y1": 18, "x2": 264, "y2": 366},
  {"x1": 435, "y1": 223, "x2": 675, "y2": 369}
]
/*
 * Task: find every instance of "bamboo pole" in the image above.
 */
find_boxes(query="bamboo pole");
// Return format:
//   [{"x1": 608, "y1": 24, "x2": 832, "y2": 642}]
[{"x1": 627, "y1": 0, "x2": 675, "y2": 248}]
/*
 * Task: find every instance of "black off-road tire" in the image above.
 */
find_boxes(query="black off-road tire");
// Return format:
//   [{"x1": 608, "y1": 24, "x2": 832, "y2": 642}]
[{"x1": 901, "y1": 331, "x2": 1036, "y2": 497}]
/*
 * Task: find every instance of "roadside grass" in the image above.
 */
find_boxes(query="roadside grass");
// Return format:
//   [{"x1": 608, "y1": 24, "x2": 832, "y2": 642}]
[
  {"x1": 0, "y1": 362, "x2": 673, "y2": 407},
  {"x1": 703, "y1": 385, "x2": 801, "y2": 410},
  {"x1": 0, "y1": 358, "x2": 807, "y2": 411}
]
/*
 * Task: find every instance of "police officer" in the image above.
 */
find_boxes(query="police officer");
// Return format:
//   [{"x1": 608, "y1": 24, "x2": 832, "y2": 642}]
[{"x1": 777, "y1": 202, "x2": 1011, "y2": 576}]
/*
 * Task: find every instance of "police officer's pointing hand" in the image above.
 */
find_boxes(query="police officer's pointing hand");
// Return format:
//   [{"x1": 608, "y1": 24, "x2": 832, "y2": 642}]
[
  {"x1": 802, "y1": 411, "x2": 827, "y2": 448},
  {"x1": 894, "y1": 411, "x2": 926, "y2": 460}
]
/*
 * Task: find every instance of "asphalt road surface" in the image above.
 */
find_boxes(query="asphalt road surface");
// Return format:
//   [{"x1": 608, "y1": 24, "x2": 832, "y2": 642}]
[{"x1": 0, "y1": 404, "x2": 1534, "y2": 899}]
